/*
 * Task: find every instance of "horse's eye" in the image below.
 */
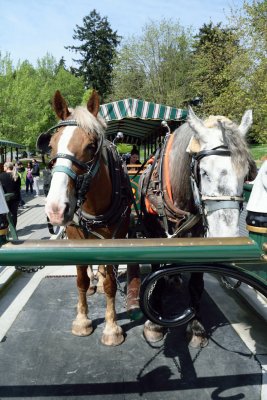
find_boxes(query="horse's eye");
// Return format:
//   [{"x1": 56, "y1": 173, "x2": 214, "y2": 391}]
[
  {"x1": 86, "y1": 144, "x2": 96, "y2": 152},
  {"x1": 200, "y1": 169, "x2": 208, "y2": 177},
  {"x1": 200, "y1": 169, "x2": 210, "y2": 181}
]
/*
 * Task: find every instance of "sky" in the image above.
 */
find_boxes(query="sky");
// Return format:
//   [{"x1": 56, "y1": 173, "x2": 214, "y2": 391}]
[{"x1": 1, "y1": 0, "x2": 249, "y2": 68}]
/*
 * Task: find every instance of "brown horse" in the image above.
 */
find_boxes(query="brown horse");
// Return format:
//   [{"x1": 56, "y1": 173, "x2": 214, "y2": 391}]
[{"x1": 37, "y1": 90, "x2": 132, "y2": 346}]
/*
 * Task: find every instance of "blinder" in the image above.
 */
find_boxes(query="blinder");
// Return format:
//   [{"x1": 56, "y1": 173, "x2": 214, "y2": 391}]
[{"x1": 36, "y1": 120, "x2": 78, "y2": 154}]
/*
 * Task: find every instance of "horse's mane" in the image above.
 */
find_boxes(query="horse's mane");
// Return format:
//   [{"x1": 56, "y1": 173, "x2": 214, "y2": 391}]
[
  {"x1": 169, "y1": 123, "x2": 195, "y2": 212},
  {"x1": 70, "y1": 106, "x2": 107, "y2": 138},
  {"x1": 203, "y1": 115, "x2": 252, "y2": 178}
]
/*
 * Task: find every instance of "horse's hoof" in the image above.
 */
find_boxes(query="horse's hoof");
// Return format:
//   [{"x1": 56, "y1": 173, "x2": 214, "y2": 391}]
[
  {"x1": 72, "y1": 318, "x2": 93, "y2": 336},
  {"x1": 101, "y1": 326, "x2": 124, "y2": 346},
  {"x1": 143, "y1": 321, "x2": 164, "y2": 343},
  {"x1": 188, "y1": 335, "x2": 209, "y2": 348},
  {"x1": 186, "y1": 319, "x2": 208, "y2": 348},
  {"x1": 87, "y1": 286, "x2": 96, "y2": 296}
]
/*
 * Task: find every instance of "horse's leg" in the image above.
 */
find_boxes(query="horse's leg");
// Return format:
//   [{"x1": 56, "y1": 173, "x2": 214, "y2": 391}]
[
  {"x1": 96, "y1": 264, "x2": 105, "y2": 293},
  {"x1": 186, "y1": 272, "x2": 208, "y2": 348},
  {"x1": 87, "y1": 265, "x2": 96, "y2": 295},
  {"x1": 72, "y1": 265, "x2": 93, "y2": 336},
  {"x1": 101, "y1": 264, "x2": 124, "y2": 346},
  {"x1": 126, "y1": 263, "x2": 142, "y2": 319},
  {"x1": 143, "y1": 264, "x2": 165, "y2": 342}
]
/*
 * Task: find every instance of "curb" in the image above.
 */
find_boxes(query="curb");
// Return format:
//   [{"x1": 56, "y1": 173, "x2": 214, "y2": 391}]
[{"x1": 0, "y1": 227, "x2": 64, "y2": 293}]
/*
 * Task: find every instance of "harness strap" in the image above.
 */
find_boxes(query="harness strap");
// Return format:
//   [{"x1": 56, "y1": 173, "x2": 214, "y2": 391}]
[
  {"x1": 204, "y1": 200, "x2": 241, "y2": 213},
  {"x1": 142, "y1": 135, "x2": 199, "y2": 238},
  {"x1": 163, "y1": 133, "x2": 175, "y2": 203},
  {"x1": 168, "y1": 214, "x2": 202, "y2": 238},
  {"x1": 52, "y1": 165, "x2": 77, "y2": 180},
  {"x1": 78, "y1": 141, "x2": 132, "y2": 234},
  {"x1": 202, "y1": 195, "x2": 244, "y2": 201},
  {"x1": 194, "y1": 147, "x2": 230, "y2": 161},
  {"x1": 44, "y1": 120, "x2": 78, "y2": 136}
]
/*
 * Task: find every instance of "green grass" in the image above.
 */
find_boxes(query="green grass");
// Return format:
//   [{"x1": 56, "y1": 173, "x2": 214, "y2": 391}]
[{"x1": 249, "y1": 144, "x2": 267, "y2": 161}]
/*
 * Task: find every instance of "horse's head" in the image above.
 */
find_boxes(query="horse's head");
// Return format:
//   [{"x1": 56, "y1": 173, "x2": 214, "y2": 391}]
[
  {"x1": 38, "y1": 90, "x2": 106, "y2": 226},
  {"x1": 186, "y1": 107, "x2": 253, "y2": 237}
]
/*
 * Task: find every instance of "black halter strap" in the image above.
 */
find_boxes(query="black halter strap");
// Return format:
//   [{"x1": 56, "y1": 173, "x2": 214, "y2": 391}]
[
  {"x1": 45, "y1": 120, "x2": 78, "y2": 136},
  {"x1": 190, "y1": 145, "x2": 244, "y2": 231},
  {"x1": 193, "y1": 145, "x2": 231, "y2": 162}
]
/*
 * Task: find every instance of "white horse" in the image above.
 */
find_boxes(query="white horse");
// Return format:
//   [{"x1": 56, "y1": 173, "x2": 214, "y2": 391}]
[{"x1": 140, "y1": 107, "x2": 256, "y2": 347}]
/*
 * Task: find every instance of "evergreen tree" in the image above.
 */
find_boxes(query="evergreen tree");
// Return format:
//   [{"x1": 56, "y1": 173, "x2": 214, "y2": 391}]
[
  {"x1": 66, "y1": 9, "x2": 121, "y2": 99},
  {"x1": 191, "y1": 22, "x2": 240, "y2": 115}
]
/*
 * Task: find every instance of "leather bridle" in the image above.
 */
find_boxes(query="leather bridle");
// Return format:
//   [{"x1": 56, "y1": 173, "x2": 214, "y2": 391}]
[
  {"x1": 48, "y1": 120, "x2": 103, "y2": 207},
  {"x1": 190, "y1": 145, "x2": 244, "y2": 229}
]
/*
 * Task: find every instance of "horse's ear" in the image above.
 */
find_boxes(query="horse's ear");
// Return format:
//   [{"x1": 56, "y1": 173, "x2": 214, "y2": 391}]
[
  {"x1": 87, "y1": 90, "x2": 100, "y2": 117},
  {"x1": 53, "y1": 90, "x2": 71, "y2": 120},
  {"x1": 187, "y1": 106, "x2": 206, "y2": 137},
  {"x1": 238, "y1": 110, "x2": 253, "y2": 137},
  {"x1": 186, "y1": 136, "x2": 201, "y2": 154}
]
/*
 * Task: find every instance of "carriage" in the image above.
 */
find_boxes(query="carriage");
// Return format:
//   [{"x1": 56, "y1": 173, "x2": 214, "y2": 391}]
[{"x1": 0, "y1": 91, "x2": 266, "y2": 349}]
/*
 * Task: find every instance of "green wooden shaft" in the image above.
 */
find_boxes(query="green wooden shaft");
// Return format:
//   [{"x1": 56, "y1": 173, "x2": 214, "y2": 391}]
[{"x1": 0, "y1": 237, "x2": 265, "y2": 267}]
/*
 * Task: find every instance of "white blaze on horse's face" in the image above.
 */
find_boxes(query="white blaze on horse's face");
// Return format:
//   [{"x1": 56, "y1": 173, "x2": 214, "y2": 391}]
[
  {"x1": 199, "y1": 155, "x2": 243, "y2": 237},
  {"x1": 45, "y1": 126, "x2": 77, "y2": 225}
]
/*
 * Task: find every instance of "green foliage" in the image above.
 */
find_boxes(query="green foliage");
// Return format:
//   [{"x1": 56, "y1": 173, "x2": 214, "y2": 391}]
[
  {"x1": 1, "y1": 1, "x2": 267, "y2": 147},
  {"x1": 81, "y1": 88, "x2": 94, "y2": 105},
  {"x1": 66, "y1": 9, "x2": 121, "y2": 100},
  {"x1": 110, "y1": 19, "x2": 194, "y2": 107},
  {"x1": 117, "y1": 143, "x2": 132, "y2": 155},
  {"x1": 250, "y1": 144, "x2": 267, "y2": 160},
  {"x1": 0, "y1": 53, "x2": 85, "y2": 150},
  {"x1": 190, "y1": 22, "x2": 240, "y2": 115},
  {"x1": 226, "y1": 0, "x2": 267, "y2": 143}
]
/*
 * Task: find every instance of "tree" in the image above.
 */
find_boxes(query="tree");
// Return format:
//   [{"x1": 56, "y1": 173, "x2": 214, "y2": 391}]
[
  {"x1": 225, "y1": 0, "x2": 267, "y2": 143},
  {"x1": 110, "y1": 19, "x2": 194, "y2": 107},
  {"x1": 190, "y1": 22, "x2": 240, "y2": 116},
  {"x1": 66, "y1": 9, "x2": 121, "y2": 99},
  {"x1": 0, "y1": 53, "x2": 85, "y2": 150}
]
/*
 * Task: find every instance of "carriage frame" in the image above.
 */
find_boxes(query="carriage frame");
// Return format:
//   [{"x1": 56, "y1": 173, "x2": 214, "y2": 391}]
[{"x1": 0, "y1": 97, "x2": 266, "y2": 326}]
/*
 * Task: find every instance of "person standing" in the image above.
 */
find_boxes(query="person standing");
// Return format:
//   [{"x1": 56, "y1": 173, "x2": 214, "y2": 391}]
[
  {"x1": 16, "y1": 161, "x2": 26, "y2": 206},
  {"x1": 42, "y1": 166, "x2": 52, "y2": 197},
  {"x1": 25, "y1": 161, "x2": 34, "y2": 194},
  {"x1": 32, "y1": 159, "x2": 40, "y2": 196},
  {"x1": 0, "y1": 162, "x2": 21, "y2": 227}
]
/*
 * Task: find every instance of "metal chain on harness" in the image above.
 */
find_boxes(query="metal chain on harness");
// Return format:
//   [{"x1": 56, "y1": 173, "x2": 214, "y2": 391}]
[
  {"x1": 15, "y1": 265, "x2": 45, "y2": 273},
  {"x1": 112, "y1": 265, "x2": 127, "y2": 307}
]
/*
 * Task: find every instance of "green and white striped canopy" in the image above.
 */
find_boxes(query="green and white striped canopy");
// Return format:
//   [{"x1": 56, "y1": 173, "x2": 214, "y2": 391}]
[
  {"x1": 0, "y1": 139, "x2": 26, "y2": 149},
  {"x1": 100, "y1": 98, "x2": 187, "y2": 144}
]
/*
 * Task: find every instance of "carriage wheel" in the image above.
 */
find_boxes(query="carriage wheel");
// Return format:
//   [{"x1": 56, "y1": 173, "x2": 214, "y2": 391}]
[{"x1": 139, "y1": 268, "x2": 195, "y2": 328}]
